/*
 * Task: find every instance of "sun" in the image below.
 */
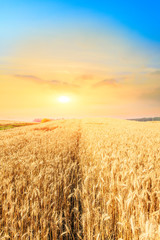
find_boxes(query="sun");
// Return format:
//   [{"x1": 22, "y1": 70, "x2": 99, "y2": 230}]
[{"x1": 58, "y1": 96, "x2": 71, "y2": 103}]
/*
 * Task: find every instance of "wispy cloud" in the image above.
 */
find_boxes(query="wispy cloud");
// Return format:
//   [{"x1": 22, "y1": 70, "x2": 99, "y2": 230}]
[
  {"x1": 49, "y1": 80, "x2": 61, "y2": 85},
  {"x1": 49, "y1": 80, "x2": 79, "y2": 88},
  {"x1": 14, "y1": 74, "x2": 79, "y2": 88},
  {"x1": 151, "y1": 70, "x2": 160, "y2": 75},
  {"x1": 93, "y1": 78, "x2": 118, "y2": 88},
  {"x1": 14, "y1": 74, "x2": 42, "y2": 82},
  {"x1": 141, "y1": 87, "x2": 160, "y2": 102}
]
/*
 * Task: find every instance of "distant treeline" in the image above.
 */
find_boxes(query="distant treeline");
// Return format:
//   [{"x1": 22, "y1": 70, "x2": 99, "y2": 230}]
[{"x1": 128, "y1": 117, "x2": 160, "y2": 122}]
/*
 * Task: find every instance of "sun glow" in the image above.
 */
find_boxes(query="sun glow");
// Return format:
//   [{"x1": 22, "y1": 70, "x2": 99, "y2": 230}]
[{"x1": 58, "y1": 96, "x2": 71, "y2": 103}]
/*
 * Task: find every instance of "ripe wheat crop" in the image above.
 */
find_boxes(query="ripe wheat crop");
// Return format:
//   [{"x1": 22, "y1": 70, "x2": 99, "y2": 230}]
[{"x1": 0, "y1": 118, "x2": 160, "y2": 240}]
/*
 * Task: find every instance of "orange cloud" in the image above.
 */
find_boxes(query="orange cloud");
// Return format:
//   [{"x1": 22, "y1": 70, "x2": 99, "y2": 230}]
[{"x1": 76, "y1": 74, "x2": 95, "y2": 81}]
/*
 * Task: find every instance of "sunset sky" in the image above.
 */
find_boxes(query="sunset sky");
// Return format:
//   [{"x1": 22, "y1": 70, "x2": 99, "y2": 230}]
[{"x1": 0, "y1": 0, "x2": 160, "y2": 120}]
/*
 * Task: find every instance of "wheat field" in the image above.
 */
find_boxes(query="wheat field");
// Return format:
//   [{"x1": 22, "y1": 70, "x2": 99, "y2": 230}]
[{"x1": 0, "y1": 118, "x2": 160, "y2": 240}]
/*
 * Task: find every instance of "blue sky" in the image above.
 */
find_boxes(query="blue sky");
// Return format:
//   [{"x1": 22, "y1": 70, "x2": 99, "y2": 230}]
[{"x1": 1, "y1": 0, "x2": 160, "y2": 43}]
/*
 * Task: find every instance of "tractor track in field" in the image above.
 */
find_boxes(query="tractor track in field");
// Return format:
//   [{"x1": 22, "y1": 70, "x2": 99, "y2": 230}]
[{"x1": 56, "y1": 122, "x2": 83, "y2": 240}]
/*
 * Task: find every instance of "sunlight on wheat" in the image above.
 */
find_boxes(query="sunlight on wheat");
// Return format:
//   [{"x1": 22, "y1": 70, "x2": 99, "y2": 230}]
[{"x1": 0, "y1": 118, "x2": 160, "y2": 239}]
